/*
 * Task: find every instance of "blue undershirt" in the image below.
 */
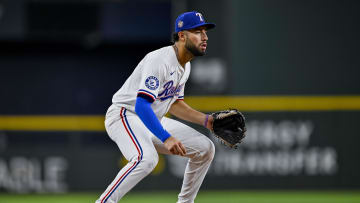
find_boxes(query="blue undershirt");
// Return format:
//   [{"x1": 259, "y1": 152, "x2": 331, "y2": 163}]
[{"x1": 135, "y1": 95, "x2": 171, "y2": 142}]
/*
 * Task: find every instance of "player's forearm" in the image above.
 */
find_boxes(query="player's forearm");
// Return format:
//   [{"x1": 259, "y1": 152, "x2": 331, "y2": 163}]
[
  {"x1": 135, "y1": 96, "x2": 171, "y2": 142},
  {"x1": 169, "y1": 100, "x2": 207, "y2": 126}
]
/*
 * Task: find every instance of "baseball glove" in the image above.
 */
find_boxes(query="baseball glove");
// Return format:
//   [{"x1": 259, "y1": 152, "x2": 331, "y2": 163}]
[{"x1": 211, "y1": 109, "x2": 246, "y2": 148}]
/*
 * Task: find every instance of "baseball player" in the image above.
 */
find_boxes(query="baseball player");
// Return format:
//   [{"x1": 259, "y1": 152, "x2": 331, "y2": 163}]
[{"x1": 96, "y1": 11, "x2": 216, "y2": 203}]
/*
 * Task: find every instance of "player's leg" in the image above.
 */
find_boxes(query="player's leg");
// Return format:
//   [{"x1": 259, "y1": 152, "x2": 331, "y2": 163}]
[
  {"x1": 96, "y1": 106, "x2": 158, "y2": 203},
  {"x1": 154, "y1": 117, "x2": 215, "y2": 203}
]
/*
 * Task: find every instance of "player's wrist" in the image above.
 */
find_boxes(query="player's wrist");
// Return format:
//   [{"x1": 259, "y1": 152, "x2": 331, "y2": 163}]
[
  {"x1": 203, "y1": 114, "x2": 209, "y2": 128},
  {"x1": 204, "y1": 114, "x2": 213, "y2": 130},
  {"x1": 161, "y1": 130, "x2": 171, "y2": 143}
]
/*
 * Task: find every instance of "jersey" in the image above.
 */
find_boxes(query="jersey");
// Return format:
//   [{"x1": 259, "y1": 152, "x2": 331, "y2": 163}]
[{"x1": 112, "y1": 46, "x2": 191, "y2": 120}]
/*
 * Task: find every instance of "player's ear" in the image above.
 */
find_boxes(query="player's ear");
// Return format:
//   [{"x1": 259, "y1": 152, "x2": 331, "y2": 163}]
[{"x1": 178, "y1": 31, "x2": 186, "y2": 42}]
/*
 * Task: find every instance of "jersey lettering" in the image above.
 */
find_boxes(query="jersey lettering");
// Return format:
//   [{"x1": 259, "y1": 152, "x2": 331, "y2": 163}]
[{"x1": 158, "y1": 81, "x2": 183, "y2": 101}]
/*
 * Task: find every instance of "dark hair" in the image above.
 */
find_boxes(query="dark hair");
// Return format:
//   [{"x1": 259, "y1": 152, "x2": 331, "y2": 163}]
[{"x1": 172, "y1": 32, "x2": 179, "y2": 42}]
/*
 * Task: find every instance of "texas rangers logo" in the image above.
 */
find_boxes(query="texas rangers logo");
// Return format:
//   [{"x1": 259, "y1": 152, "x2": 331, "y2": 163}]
[
  {"x1": 158, "y1": 80, "x2": 183, "y2": 101},
  {"x1": 196, "y1": 13, "x2": 204, "y2": 22},
  {"x1": 145, "y1": 76, "x2": 159, "y2": 90}
]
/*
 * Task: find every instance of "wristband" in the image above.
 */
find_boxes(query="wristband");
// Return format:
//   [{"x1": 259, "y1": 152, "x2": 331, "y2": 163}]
[{"x1": 204, "y1": 114, "x2": 209, "y2": 128}]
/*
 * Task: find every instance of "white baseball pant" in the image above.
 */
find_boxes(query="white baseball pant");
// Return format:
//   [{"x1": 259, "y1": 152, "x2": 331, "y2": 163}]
[{"x1": 95, "y1": 105, "x2": 215, "y2": 203}]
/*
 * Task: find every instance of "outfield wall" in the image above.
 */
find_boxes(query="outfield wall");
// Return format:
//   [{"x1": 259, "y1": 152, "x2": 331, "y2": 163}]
[{"x1": 0, "y1": 97, "x2": 359, "y2": 193}]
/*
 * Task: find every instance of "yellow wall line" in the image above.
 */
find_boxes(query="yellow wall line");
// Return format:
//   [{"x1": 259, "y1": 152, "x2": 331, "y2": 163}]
[
  {"x1": 0, "y1": 115, "x2": 105, "y2": 131},
  {"x1": 185, "y1": 95, "x2": 360, "y2": 111},
  {"x1": 0, "y1": 96, "x2": 359, "y2": 131}
]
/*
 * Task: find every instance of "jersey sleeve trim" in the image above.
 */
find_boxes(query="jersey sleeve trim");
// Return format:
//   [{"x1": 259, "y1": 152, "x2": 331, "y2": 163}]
[
  {"x1": 138, "y1": 89, "x2": 156, "y2": 101},
  {"x1": 177, "y1": 96, "x2": 184, "y2": 100},
  {"x1": 137, "y1": 93, "x2": 155, "y2": 103}
]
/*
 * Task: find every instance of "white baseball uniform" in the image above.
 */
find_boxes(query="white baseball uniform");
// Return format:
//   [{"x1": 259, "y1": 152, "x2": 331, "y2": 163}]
[{"x1": 96, "y1": 46, "x2": 215, "y2": 203}]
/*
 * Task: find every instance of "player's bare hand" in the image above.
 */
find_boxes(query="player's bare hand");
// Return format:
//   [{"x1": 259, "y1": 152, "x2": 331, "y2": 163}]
[{"x1": 164, "y1": 136, "x2": 186, "y2": 156}]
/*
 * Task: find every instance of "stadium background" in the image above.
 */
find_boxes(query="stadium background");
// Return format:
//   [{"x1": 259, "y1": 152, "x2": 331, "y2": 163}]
[{"x1": 0, "y1": 0, "x2": 359, "y2": 202}]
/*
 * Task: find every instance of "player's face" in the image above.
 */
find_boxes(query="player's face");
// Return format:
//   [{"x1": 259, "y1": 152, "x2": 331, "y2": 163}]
[{"x1": 184, "y1": 26, "x2": 208, "y2": 56}]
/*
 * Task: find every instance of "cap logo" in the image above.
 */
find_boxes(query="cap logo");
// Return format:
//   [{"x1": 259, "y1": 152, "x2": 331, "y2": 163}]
[
  {"x1": 178, "y1": 20, "x2": 183, "y2": 28},
  {"x1": 196, "y1": 13, "x2": 204, "y2": 22}
]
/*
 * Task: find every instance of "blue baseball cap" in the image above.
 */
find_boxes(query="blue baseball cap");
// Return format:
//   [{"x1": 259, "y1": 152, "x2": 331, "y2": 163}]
[{"x1": 175, "y1": 11, "x2": 216, "y2": 33}]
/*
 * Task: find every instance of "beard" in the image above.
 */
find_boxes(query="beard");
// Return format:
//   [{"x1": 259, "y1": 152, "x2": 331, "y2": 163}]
[{"x1": 185, "y1": 39, "x2": 205, "y2": 56}]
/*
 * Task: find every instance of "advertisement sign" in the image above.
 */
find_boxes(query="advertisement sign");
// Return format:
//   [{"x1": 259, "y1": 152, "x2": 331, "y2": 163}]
[{"x1": 0, "y1": 111, "x2": 359, "y2": 192}]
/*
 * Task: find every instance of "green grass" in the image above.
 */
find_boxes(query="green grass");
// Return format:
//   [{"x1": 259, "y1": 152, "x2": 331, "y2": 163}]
[{"x1": 0, "y1": 190, "x2": 359, "y2": 203}]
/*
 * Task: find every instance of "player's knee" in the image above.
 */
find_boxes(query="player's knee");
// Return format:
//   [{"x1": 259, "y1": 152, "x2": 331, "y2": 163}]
[
  {"x1": 140, "y1": 152, "x2": 159, "y2": 174},
  {"x1": 206, "y1": 140, "x2": 216, "y2": 161},
  {"x1": 199, "y1": 138, "x2": 215, "y2": 161}
]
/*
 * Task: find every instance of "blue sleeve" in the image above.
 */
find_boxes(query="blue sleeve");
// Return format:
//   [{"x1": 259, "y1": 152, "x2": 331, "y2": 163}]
[{"x1": 135, "y1": 95, "x2": 171, "y2": 142}]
